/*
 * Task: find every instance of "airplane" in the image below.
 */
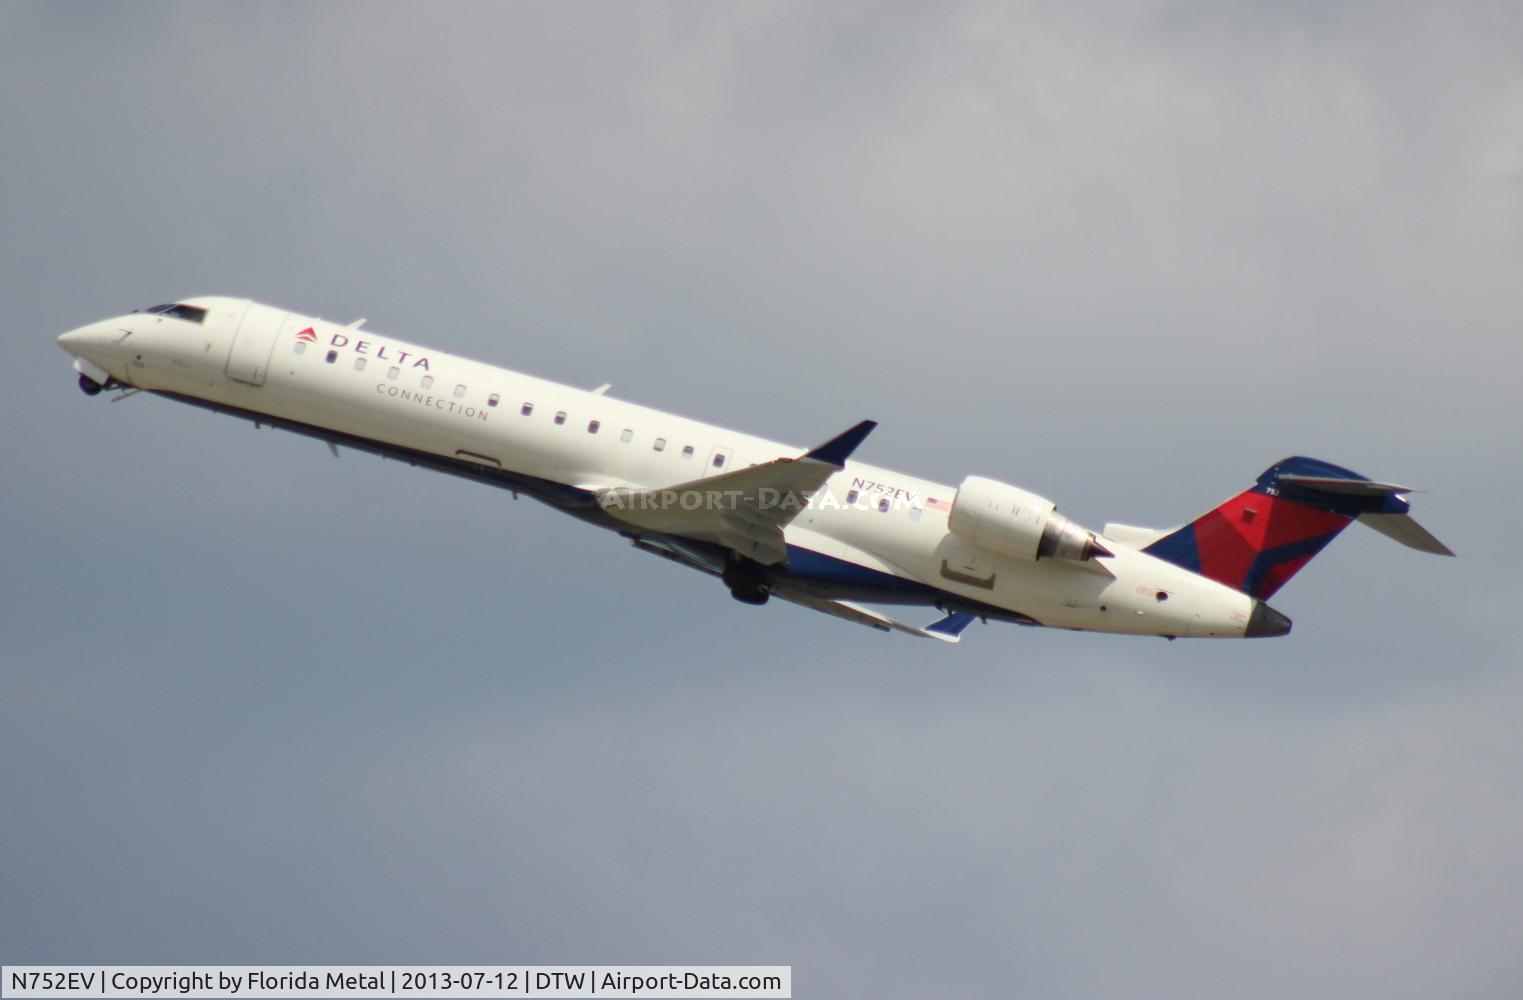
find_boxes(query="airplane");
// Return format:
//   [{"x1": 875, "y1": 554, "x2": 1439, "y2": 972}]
[{"x1": 56, "y1": 297, "x2": 1453, "y2": 643}]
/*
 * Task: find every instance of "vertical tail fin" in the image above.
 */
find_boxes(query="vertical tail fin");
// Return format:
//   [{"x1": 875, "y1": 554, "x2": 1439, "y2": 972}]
[{"x1": 1143, "y1": 457, "x2": 1451, "y2": 600}]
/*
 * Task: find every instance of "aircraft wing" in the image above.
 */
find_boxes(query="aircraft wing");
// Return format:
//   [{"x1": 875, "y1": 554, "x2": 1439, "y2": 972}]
[
  {"x1": 774, "y1": 591, "x2": 977, "y2": 643},
  {"x1": 597, "y1": 420, "x2": 876, "y2": 565}
]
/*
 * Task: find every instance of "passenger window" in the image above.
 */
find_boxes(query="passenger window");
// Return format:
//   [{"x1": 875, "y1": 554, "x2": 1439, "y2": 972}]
[
  {"x1": 325, "y1": 350, "x2": 338, "y2": 364},
  {"x1": 554, "y1": 411, "x2": 566, "y2": 425},
  {"x1": 488, "y1": 394, "x2": 499, "y2": 408},
  {"x1": 653, "y1": 438, "x2": 666, "y2": 452},
  {"x1": 681, "y1": 445, "x2": 694, "y2": 459},
  {"x1": 453, "y1": 384, "x2": 466, "y2": 398},
  {"x1": 588, "y1": 420, "x2": 600, "y2": 434},
  {"x1": 421, "y1": 375, "x2": 434, "y2": 389},
  {"x1": 353, "y1": 357, "x2": 367, "y2": 371},
  {"x1": 712, "y1": 453, "x2": 727, "y2": 469},
  {"x1": 847, "y1": 489, "x2": 859, "y2": 505},
  {"x1": 521, "y1": 402, "x2": 534, "y2": 416},
  {"x1": 878, "y1": 497, "x2": 890, "y2": 513},
  {"x1": 387, "y1": 366, "x2": 399, "y2": 380},
  {"x1": 621, "y1": 428, "x2": 633, "y2": 443},
  {"x1": 293, "y1": 342, "x2": 307, "y2": 356}
]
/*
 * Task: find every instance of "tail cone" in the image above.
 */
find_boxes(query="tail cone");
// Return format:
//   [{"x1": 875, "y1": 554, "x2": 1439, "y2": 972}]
[{"x1": 1245, "y1": 601, "x2": 1293, "y2": 638}]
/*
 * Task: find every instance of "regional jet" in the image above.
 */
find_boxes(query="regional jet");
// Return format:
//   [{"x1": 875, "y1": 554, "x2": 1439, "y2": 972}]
[{"x1": 57, "y1": 298, "x2": 1452, "y2": 642}]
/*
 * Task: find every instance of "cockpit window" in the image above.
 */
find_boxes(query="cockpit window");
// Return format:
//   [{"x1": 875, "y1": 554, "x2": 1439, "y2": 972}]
[{"x1": 137, "y1": 303, "x2": 208, "y2": 324}]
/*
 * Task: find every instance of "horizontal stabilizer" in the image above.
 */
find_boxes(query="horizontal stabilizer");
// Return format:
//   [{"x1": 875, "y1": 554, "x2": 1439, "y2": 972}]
[
  {"x1": 1277, "y1": 474, "x2": 1418, "y2": 496},
  {"x1": 1358, "y1": 513, "x2": 1455, "y2": 556}
]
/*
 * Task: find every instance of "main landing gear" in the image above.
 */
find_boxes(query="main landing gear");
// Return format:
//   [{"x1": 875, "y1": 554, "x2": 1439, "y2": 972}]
[{"x1": 722, "y1": 556, "x2": 771, "y2": 606}]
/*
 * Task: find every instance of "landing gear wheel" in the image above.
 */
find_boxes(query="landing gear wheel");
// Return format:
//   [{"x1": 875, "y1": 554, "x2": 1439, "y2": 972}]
[
  {"x1": 722, "y1": 558, "x2": 771, "y2": 606},
  {"x1": 78, "y1": 373, "x2": 103, "y2": 396}
]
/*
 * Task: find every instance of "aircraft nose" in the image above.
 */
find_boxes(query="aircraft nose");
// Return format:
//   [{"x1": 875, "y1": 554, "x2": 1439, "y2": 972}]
[
  {"x1": 57, "y1": 320, "x2": 123, "y2": 359},
  {"x1": 57, "y1": 327, "x2": 88, "y2": 355},
  {"x1": 1245, "y1": 600, "x2": 1293, "y2": 638}
]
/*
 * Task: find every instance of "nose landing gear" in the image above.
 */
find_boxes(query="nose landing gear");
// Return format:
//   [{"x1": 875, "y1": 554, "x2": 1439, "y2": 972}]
[{"x1": 76, "y1": 372, "x2": 134, "y2": 399}]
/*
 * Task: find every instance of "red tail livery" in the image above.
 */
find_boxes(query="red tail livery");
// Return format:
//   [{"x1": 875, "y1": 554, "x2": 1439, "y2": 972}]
[{"x1": 1144, "y1": 457, "x2": 1453, "y2": 600}]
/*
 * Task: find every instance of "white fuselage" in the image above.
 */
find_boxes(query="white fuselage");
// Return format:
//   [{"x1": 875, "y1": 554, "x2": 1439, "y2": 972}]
[{"x1": 58, "y1": 296, "x2": 1261, "y2": 639}]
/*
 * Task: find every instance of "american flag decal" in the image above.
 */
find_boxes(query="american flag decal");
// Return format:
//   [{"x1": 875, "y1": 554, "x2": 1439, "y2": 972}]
[
  {"x1": 927, "y1": 497, "x2": 952, "y2": 512},
  {"x1": 295, "y1": 327, "x2": 318, "y2": 343}
]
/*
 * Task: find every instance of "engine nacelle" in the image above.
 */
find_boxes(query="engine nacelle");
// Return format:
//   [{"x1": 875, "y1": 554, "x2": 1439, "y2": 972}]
[{"x1": 947, "y1": 476, "x2": 1107, "y2": 563}]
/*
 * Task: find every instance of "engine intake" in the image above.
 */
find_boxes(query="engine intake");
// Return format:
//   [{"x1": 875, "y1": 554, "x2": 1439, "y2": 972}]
[{"x1": 947, "y1": 476, "x2": 1109, "y2": 563}]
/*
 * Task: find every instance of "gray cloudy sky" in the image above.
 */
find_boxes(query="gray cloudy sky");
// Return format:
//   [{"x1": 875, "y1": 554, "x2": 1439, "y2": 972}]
[{"x1": 3, "y1": 3, "x2": 1521, "y2": 997}]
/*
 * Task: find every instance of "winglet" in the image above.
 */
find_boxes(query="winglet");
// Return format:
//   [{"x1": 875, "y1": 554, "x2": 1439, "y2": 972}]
[
  {"x1": 924, "y1": 611, "x2": 977, "y2": 643},
  {"x1": 824, "y1": 600, "x2": 975, "y2": 643},
  {"x1": 803, "y1": 420, "x2": 877, "y2": 467}
]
